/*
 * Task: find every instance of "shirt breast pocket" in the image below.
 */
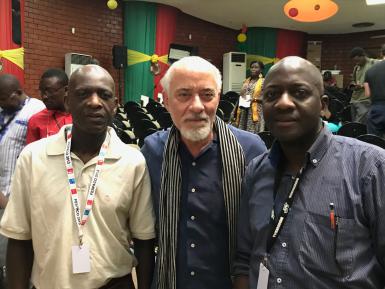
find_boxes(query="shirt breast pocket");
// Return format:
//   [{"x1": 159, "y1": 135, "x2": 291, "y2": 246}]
[{"x1": 299, "y1": 212, "x2": 355, "y2": 278}]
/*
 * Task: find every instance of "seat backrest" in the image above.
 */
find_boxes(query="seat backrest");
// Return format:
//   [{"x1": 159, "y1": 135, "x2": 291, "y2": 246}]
[
  {"x1": 337, "y1": 122, "x2": 367, "y2": 138},
  {"x1": 218, "y1": 100, "x2": 235, "y2": 123},
  {"x1": 357, "y1": 134, "x2": 385, "y2": 149},
  {"x1": 157, "y1": 112, "x2": 173, "y2": 129},
  {"x1": 216, "y1": 108, "x2": 224, "y2": 120},
  {"x1": 257, "y1": 131, "x2": 275, "y2": 149}
]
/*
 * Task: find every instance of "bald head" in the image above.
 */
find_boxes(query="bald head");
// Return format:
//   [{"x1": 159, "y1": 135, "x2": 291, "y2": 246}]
[
  {"x1": 0, "y1": 74, "x2": 25, "y2": 111},
  {"x1": 265, "y1": 56, "x2": 324, "y2": 95},
  {"x1": 69, "y1": 65, "x2": 115, "y2": 92},
  {"x1": 65, "y1": 64, "x2": 117, "y2": 136},
  {"x1": 262, "y1": 56, "x2": 328, "y2": 145},
  {"x1": 0, "y1": 74, "x2": 21, "y2": 91}
]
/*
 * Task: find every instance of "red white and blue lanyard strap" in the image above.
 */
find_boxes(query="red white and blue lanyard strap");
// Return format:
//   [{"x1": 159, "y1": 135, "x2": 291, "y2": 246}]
[
  {"x1": 64, "y1": 127, "x2": 109, "y2": 246},
  {"x1": 266, "y1": 166, "x2": 304, "y2": 254}
]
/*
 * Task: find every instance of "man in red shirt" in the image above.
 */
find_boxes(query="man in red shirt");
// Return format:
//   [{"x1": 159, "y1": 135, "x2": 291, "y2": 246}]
[{"x1": 26, "y1": 68, "x2": 72, "y2": 144}]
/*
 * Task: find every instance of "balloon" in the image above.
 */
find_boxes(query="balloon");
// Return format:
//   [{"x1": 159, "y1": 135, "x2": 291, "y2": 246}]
[
  {"x1": 237, "y1": 33, "x2": 247, "y2": 43},
  {"x1": 107, "y1": 0, "x2": 118, "y2": 10}
]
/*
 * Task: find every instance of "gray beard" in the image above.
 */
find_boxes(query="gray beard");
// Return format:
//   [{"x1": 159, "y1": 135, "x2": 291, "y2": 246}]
[{"x1": 180, "y1": 123, "x2": 211, "y2": 142}]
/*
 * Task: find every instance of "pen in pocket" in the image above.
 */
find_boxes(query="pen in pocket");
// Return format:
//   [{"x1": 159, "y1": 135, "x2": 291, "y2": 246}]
[{"x1": 329, "y1": 202, "x2": 336, "y2": 230}]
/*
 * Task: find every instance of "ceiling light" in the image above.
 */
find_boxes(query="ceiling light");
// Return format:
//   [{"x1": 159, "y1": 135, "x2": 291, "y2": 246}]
[
  {"x1": 284, "y1": 0, "x2": 339, "y2": 22},
  {"x1": 366, "y1": 0, "x2": 385, "y2": 5}
]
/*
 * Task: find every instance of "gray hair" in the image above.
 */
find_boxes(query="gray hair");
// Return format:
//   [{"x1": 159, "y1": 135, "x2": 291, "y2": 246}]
[{"x1": 160, "y1": 56, "x2": 222, "y2": 94}]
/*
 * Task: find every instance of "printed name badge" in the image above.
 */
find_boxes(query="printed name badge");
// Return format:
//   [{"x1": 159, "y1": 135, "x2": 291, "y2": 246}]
[
  {"x1": 257, "y1": 262, "x2": 270, "y2": 289},
  {"x1": 72, "y1": 245, "x2": 91, "y2": 274}
]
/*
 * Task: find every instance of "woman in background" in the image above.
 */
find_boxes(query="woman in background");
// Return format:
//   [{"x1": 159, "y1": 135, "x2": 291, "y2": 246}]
[{"x1": 233, "y1": 60, "x2": 265, "y2": 133}]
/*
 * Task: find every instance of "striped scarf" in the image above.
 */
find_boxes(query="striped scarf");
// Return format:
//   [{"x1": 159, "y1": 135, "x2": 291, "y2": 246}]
[{"x1": 157, "y1": 116, "x2": 246, "y2": 289}]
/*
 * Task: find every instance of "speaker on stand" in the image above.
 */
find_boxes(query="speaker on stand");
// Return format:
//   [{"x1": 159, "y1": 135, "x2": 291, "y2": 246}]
[{"x1": 112, "y1": 45, "x2": 128, "y2": 102}]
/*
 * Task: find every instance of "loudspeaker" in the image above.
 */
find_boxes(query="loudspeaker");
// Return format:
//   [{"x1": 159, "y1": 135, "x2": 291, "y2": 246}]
[{"x1": 112, "y1": 45, "x2": 128, "y2": 69}]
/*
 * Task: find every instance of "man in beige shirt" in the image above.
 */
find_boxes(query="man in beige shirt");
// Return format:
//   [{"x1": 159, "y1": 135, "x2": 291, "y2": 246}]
[{"x1": 0, "y1": 65, "x2": 155, "y2": 289}]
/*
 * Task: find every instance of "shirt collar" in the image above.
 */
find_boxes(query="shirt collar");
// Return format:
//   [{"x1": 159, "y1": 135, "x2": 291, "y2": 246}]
[
  {"x1": 269, "y1": 127, "x2": 332, "y2": 169},
  {"x1": 48, "y1": 110, "x2": 71, "y2": 117},
  {"x1": 46, "y1": 124, "x2": 121, "y2": 160}
]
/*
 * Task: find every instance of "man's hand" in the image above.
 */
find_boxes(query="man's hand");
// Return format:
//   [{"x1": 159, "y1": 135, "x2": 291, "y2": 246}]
[
  {"x1": 133, "y1": 238, "x2": 155, "y2": 289},
  {"x1": 0, "y1": 193, "x2": 8, "y2": 209},
  {"x1": 233, "y1": 275, "x2": 249, "y2": 289},
  {"x1": 6, "y1": 239, "x2": 34, "y2": 289}
]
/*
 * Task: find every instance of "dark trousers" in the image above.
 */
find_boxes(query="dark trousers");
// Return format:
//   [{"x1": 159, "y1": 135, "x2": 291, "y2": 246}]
[
  {"x1": 99, "y1": 274, "x2": 134, "y2": 289},
  {"x1": 367, "y1": 103, "x2": 385, "y2": 138},
  {"x1": 32, "y1": 274, "x2": 134, "y2": 289}
]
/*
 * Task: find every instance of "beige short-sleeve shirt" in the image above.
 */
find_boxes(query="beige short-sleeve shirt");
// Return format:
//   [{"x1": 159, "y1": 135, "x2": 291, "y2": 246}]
[{"x1": 0, "y1": 126, "x2": 155, "y2": 289}]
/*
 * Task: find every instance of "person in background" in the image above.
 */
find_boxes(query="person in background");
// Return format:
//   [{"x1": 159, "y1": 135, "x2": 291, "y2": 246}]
[
  {"x1": 1, "y1": 65, "x2": 155, "y2": 289},
  {"x1": 0, "y1": 73, "x2": 45, "y2": 286},
  {"x1": 364, "y1": 44, "x2": 385, "y2": 139},
  {"x1": 0, "y1": 74, "x2": 45, "y2": 201},
  {"x1": 322, "y1": 70, "x2": 336, "y2": 88},
  {"x1": 141, "y1": 56, "x2": 266, "y2": 289},
  {"x1": 233, "y1": 56, "x2": 385, "y2": 289},
  {"x1": 26, "y1": 68, "x2": 72, "y2": 144},
  {"x1": 232, "y1": 61, "x2": 265, "y2": 133},
  {"x1": 349, "y1": 47, "x2": 378, "y2": 124}
]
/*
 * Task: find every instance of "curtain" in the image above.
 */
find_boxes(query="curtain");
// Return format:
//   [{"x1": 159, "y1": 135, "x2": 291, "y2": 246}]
[
  {"x1": 0, "y1": 0, "x2": 24, "y2": 85},
  {"x1": 123, "y1": 1, "x2": 156, "y2": 103},
  {"x1": 153, "y1": 5, "x2": 177, "y2": 99},
  {"x1": 238, "y1": 27, "x2": 277, "y2": 75},
  {"x1": 276, "y1": 29, "x2": 306, "y2": 59}
]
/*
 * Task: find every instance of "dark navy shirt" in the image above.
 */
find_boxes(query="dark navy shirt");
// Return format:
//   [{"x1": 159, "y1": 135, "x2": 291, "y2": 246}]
[
  {"x1": 141, "y1": 126, "x2": 266, "y2": 289},
  {"x1": 234, "y1": 128, "x2": 385, "y2": 289}
]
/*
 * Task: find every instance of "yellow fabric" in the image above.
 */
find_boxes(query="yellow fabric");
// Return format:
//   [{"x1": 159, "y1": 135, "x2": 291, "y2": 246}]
[
  {"x1": 251, "y1": 75, "x2": 264, "y2": 122},
  {"x1": 0, "y1": 47, "x2": 24, "y2": 69},
  {"x1": 127, "y1": 49, "x2": 168, "y2": 66},
  {"x1": 247, "y1": 54, "x2": 279, "y2": 67},
  {"x1": 0, "y1": 125, "x2": 155, "y2": 289}
]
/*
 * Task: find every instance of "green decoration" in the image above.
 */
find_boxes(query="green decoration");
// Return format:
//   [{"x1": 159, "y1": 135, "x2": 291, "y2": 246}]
[{"x1": 123, "y1": 1, "x2": 156, "y2": 103}]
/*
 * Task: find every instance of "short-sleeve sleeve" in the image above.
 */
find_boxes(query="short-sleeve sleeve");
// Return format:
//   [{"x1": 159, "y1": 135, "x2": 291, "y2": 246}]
[
  {"x1": 128, "y1": 158, "x2": 156, "y2": 240},
  {"x1": 0, "y1": 149, "x2": 32, "y2": 240}
]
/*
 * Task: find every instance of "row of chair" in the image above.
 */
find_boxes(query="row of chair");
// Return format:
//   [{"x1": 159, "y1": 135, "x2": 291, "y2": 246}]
[
  {"x1": 258, "y1": 122, "x2": 385, "y2": 149},
  {"x1": 113, "y1": 100, "x2": 174, "y2": 147}
]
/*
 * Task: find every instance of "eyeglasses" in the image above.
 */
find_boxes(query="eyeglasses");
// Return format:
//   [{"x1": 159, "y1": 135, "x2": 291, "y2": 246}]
[{"x1": 39, "y1": 86, "x2": 64, "y2": 97}]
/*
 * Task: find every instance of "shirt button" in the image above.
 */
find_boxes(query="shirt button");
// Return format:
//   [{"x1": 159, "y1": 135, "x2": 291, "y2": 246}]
[
  {"x1": 191, "y1": 188, "x2": 196, "y2": 192},
  {"x1": 190, "y1": 216, "x2": 195, "y2": 220},
  {"x1": 282, "y1": 242, "x2": 287, "y2": 248},
  {"x1": 192, "y1": 162, "x2": 196, "y2": 166},
  {"x1": 190, "y1": 243, "x2": 196, "y2": 248},
  {"x1": 312, "y1": 159, "x2": 318, "y2": 164},
  {"x1": 277, "y1": 277, "x2": 282, "y2": 284},
  {"x1": 190, "y1": 271, "x2": 195, "y2": 276}
]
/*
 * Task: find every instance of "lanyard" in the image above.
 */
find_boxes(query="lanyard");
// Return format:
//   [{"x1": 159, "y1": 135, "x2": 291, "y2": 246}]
[
  {"x1": 266, "y1": 166, "x2": 304, "y2": 254},
  {"x1": 0, "y1": 113, "x2": 17, "y2": 135},
  {"x1": 64, "y1": 126, "x2": 109, "y2": 246},
  {"x1": 0, "y1": 98, "x2": 27, "y2": 135}
]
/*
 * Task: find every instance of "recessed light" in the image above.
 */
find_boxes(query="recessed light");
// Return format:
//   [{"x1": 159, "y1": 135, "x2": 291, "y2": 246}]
[
  {"x1": 366, "y1": 0, "x2": 385, "y2": 5},
  {"x1": 352, "y1": 22, "x2": 375, "y2": 28}
]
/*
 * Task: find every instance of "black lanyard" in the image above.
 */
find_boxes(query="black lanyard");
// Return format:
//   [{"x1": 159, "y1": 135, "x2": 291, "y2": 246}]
[
  {"x1": 0, "y1": 98, "x2": 27, "y2": 135},
  {"x1": 0, "y1": 112, "x2": 18, "y2": 135},
  {"x1": 266, "y1": 165, "x2": 304, "y2": 254}
]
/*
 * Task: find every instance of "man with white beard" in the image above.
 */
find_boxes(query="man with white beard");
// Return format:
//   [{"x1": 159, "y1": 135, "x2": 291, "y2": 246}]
[{"x1": 141, "y1": 56, "x2": 266, "y2": 289}]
